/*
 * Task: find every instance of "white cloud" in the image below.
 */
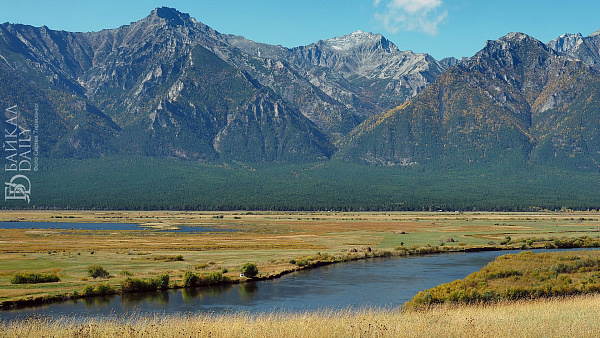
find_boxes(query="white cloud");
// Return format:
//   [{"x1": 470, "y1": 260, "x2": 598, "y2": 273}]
[{"x1": 373, "y1": 0, "x2": 447, "y2": 35}]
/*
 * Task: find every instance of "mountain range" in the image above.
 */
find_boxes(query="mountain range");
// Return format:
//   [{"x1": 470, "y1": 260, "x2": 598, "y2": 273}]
[
  {"x1": 340, "y1": 32, "x2": 600, "y2": 170},
  {"x1": 2, "y1": 7, "x2": 600, "y2": 170}
]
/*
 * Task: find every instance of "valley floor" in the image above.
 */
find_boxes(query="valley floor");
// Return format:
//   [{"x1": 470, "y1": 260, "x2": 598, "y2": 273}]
[
  {"x1": 2, "y1": 294, "x2": 600, "y2": 337},
  {"x1": 1, "y1": 211, "x2": 600, "y2": 307}
]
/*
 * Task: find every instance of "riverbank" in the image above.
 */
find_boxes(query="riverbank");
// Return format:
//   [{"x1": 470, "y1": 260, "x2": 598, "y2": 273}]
[
  {"x1": 407, "y1": 249, "x2": 600, "y2": 308},
  {"x1": 3, "y1": 294, "x2": 600, "y2": 337},
  {"x1": 2, "y1": 211, "x2": 600, "y2": 310},
  {"x1": 3, "y1": 236, "x2": 600, "y2": 310}
]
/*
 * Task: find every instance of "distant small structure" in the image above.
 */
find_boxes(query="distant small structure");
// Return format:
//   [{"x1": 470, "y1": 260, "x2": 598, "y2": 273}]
[{"x1": 240, "y1": 273, "x2": 245, "y2": 278}]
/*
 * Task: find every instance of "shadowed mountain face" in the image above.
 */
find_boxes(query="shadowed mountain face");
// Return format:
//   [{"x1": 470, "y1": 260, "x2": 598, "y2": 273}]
[
  {"x1": 338, "y1": 33, "x2": 600, "y2": 171},
  {"x1": 0, "y1": 23, "x2": 119, "y2": 158},
  {"x1": 0, "y1": 8, "x2": 337, "y2": 162},
  {"x1": 0, "y1": 7, "x2": 445, "y2": 161}
]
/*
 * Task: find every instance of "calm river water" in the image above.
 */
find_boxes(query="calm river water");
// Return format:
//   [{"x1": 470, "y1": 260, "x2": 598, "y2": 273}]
[{"x1": 1, "y1": 248, "x2": 591, "y2": 321}]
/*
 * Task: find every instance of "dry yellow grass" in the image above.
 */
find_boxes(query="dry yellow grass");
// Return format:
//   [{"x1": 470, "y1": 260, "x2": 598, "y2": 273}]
[{"x1": 2, "y1": 295, "x2": 600, "y2": 337}]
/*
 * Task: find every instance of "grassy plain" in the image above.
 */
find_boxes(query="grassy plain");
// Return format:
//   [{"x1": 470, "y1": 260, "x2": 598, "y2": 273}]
[
  {"x1": 0, "y1": 211, "x2": 599, "y2": 306},
  {"x1": 2, "y1": 295, "x2": 600, "y2": 337}
]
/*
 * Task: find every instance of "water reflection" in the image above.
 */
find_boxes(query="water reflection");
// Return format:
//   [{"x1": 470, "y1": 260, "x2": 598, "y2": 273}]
[
  {"x1": 181, "y1": 287, "x2": 201, "y2": 303},
  {"x1": 123, "y1": 291, "x2": 170, "y2": 306},
  {"x1": 181, "y1": 284, "x2": 235, "y2": 303},
  {"x1": 83, "y1": 295, "x2": 113, "y2": 308},
  {"x1": 238, "y1": 282, "x2": 258, "y2": 300}
]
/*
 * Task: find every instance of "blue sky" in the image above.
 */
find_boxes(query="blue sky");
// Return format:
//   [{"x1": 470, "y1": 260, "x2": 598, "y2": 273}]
[{"x1": 1, "y1": 0, "x2": 599, "y2": 59}]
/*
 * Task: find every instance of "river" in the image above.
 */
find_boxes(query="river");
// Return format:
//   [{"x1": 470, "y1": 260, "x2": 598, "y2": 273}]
[{"x1": 1, "y1": 248, "x2": 591, "y2": 321}]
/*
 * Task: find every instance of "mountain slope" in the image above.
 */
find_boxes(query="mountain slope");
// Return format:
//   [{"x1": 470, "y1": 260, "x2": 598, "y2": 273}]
[
  {"x1": 0, "y1": 23, "x2": 119, "y2": 157},
  {"x1": 289, "y1": 31, "x2": 444, "y2": 105},
  {"x1": 0, "y1": 7, "x2": 444, "y2": 160},
  {"x1": 77, "y1": 8, "x2": 333, "y2": 161},
  {"x1": 338, "y1": 33, "x2": 600, "y2": 170},
  {"x1": 226, "y1": 30, "x2": 447, "y2": 137},
  {"x1": 3, "y1": 8, "x2": 600, "y2": 170}
]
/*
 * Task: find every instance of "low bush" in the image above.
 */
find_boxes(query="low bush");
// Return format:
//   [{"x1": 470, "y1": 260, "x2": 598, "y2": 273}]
[
  {"x1": 150, "y1": 255, "x2": 184, "y2": 262},
  {"x1": 183, "y1": 271, "x2": 228, "y2": 288},
  {"x1": 155, "y1": 274, "x2": 170, "y2": 289},
  {"x1": 551, "y1": 259, "x2": 600, "y2": 274},
  {"x1": 241, "y1": 263, "x2": 259, "y2": 278},
  {"x1": 87, "y1": 265, "x2": 110, "y2": 279},
  {"x1": 486, "y1": 270, "x2": 523, "y2": 280},
  {"x1": 82, "y1": 284, "x2": 116, "y2": 297},
  {"x1": 11, "y1": 273, "x2": 60, "y2": 284},
  {"x1": 295, "y1": 259, "x2": 310, "y2": 267},
  {"x1": 83, "y1": 285, "x2": 95, "y2": 296},
  {"x1": 95, "y1": 284, "x2": 115, "y2": 296},
  {"x1": 121, "y1": 274, "x2": 170, "y2": 293},
  {"x1": 183, "y1": 271, "x2": 200, "y2": 287},
  {"x1": 121, "y1": 278, "x2": 153, "y2": 292},
  {"x1": 204, "y1": 271, "x2": 225, "y2": 283}
]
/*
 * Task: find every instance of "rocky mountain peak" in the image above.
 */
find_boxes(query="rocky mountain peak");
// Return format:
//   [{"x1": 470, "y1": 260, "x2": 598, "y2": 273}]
[
  {"x1": 547, "y1": 30, "x2": 600, "y2": 67},
  {"x1": 321, "y1": 30, "x2": 397, "y2": 53},
  {"x1": 548, "y1": 33, "x2": 585, "y2": 53},
  {"x1": 475, "y1": 32, "x2": 551, "y2": 63},
  {"x1": 146, "y1": 7, "x2": 195, "y2": 27},
  {"x1": 497, "y1": 32, "x2": 548, "y2": 49},
  {"x1": 495, "y1": 32, "x2": 554, "y2": 53},
  {"x1": 500, "y1": 32, "x2": 531, "y2": 41}
]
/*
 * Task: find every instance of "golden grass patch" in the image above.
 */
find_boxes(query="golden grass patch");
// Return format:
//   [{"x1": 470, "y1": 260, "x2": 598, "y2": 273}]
[{"x1": 2, "y1": 295, "x2": 600, "y2": 337}]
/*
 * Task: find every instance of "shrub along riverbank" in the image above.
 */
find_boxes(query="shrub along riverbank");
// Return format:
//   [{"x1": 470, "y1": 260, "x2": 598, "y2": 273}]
[
  {"x1": 3, "y1": 236, "x2": 600, "y2": 310},
  {"x1": 407, "y1": 249, "x2": 600, "y2": 308}
]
